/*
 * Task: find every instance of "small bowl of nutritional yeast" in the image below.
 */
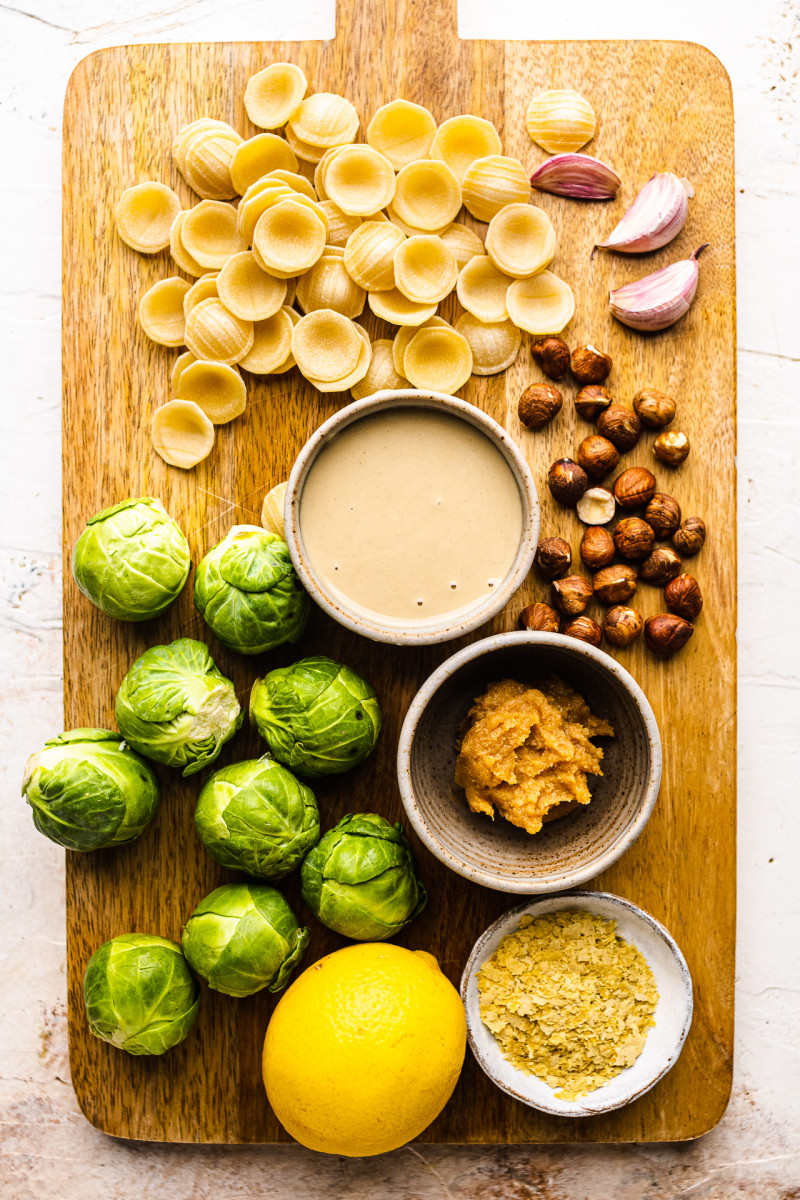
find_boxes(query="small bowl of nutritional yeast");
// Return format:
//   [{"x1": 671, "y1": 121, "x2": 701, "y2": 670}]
[
  {"x1": 461, "y1": 892, "x2": 693, "y2": 1117},
  {"x1": 397, "y1": 631, "x2": 661, "y2": 894},
  {"x1": 285, "y1": 390, "x2": 539, "y2": 645}
]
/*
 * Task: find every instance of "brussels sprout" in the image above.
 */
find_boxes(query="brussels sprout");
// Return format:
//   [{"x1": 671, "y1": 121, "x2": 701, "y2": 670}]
[
  {"x1": 182, "y1": 883, "x2": 308, "y2": 997},
  {"x1": 83, "y1": 933, "x2": 200, "y2": 1055},
  {"x1": 195, "y1": 757, "x2": 319, "y2": 879},
  {"x1": 249, "y1": 656, "x2": 381, "y2": 778},
  {"x1": 115, "y1": 638, "x2": 242, "y2": 776},
  {"x1": 194, "y1": 525, "x2": 309, "y2": 656},
  {"x1": 72, "y1": 497, "x2": 190, "y2": 621},
  {"x1": 21, "y1": 729, "x2": 160, "y2": 851},
  {"x1": 301, "y1": 813, "x2": 427, "y2": 941}
]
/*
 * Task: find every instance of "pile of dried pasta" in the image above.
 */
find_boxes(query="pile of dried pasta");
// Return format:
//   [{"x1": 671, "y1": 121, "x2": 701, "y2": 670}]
[{"x1": 115, "y1": 62, "x2": 575, "y2": 469}]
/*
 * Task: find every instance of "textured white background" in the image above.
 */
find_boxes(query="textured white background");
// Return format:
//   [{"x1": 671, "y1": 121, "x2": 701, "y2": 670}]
[{"x1": 2, "y1": 1, "x2": 799, "y2": 1196}]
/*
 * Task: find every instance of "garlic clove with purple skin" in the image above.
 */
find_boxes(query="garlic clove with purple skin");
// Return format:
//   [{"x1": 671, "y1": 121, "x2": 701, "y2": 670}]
[
  {"x1": 609, "y1": 245, "x2": 709, "y2": 333},
  {"x1": 529, "y1": 153, "x2": 622, "y2": 201},
  {"x1": 598, "y1": 172, "x2": 693, "y2": 253}
]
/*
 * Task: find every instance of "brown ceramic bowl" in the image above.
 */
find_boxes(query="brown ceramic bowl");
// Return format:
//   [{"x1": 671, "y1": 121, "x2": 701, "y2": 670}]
[{"x1": 397, "y1": 632, "x2": 661, "y2": 894}]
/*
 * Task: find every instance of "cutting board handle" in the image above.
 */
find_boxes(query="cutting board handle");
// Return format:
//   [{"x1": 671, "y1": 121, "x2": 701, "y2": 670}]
[{"x1": 335, "y1": 0, "x2": 459, "y2": 47}]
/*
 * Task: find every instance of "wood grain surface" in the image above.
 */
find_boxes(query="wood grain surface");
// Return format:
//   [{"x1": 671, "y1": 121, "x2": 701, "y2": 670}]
[{"x1": 61, "y1": 0, "x2": 736, "y2": 1144}]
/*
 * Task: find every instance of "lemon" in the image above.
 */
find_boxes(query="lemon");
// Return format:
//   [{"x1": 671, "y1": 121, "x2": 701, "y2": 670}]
[{"x1": 262, "y1": 942, "x2": 467, "y2": 1156}]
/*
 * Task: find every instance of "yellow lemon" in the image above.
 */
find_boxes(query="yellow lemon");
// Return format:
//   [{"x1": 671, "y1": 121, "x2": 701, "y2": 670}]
[{"x1": 262, "y1": 942, "x2": 467, "y2": 1156}]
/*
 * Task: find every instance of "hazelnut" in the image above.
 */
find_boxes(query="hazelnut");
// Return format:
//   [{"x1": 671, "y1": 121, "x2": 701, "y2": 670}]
[
  {"x1": 574, "y1": 385, "x2": 612, "y2": 421},
  {"x1": 519, "y1": 382, "x2": 563, "y2": 429},
  {"x1": 603, "y1": 606, "x2": 644, "y2": 647},
  {"x1": 613, "y1": 517, "x2": 655, "y2": 561},
  {"x1": 580, "y1": 526, "x2": 615, "y2": 569},
  {"x1": 633, "y1": 388, "x2": 676, "y2": 428},
  {"x1": 653, "y1": 430, "x2": 690, "y2": 466},
  {"x1": 644, "y1": 493, "x2": 682, "y2": 538},
  {"x1": 571, "y1": 343, "x2": 612, "y2": 385},
  {"x1": 639, "y1": 547, "x2": 682, "y2": 586},
  {"x1": 645, "y1": 613, "x2": 694, "y2": 656},
  {"x1": 665, "y1": 573, "x2": 703, "y2": 620},
  {"x1": 592, "y1": 564, "x2": 637, "y2": 605},
  {"x1": 548, "y1": 458, "x2": 589, "y2": 507},
  {"x1": 551, "y1": 574, "x2": 593, "y2": 616},
  {"x1": 577, "y1": 435, "x2": 620, "y2": 479},
  {"x1": 563, "y1": 616, "x2": 602, "y2": 647},
  {"x1": 597, "y1": 405, "x2": 642, "y2": 451},
  {"x1": 534, "y1": 537, "x2": 572, "y2": 580},
  {"x1": 576, "y1": 487, "x2": 616, "y2": 526},
  {"x1": 613, "y1": 467, "x2": 656, "y2": 509},
  {"x1": 672, "y1": 517, "x2": 706, "y2": 557},
  {"x1": 519, "y1": 602, "x2": 561, "y2": 633},
  {"x1": 531, "y1": 337, "x2": 570, "y2": 380}
]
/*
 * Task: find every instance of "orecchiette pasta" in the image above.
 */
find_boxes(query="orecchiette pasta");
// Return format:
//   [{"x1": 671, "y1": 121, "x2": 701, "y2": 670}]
[
  {"x1": 430, "y1": 115, "x2": 502, "y2": 182},
  {"x1": 230, "y1": 133, "x2": 299, "y2": 193},
  {"x1": 287, "y1": 93, "x2": 360, "y2": 149},
  {"x1": 350, "y1": 338, "x2": 407, "y2": 399},
  {"x1": 343, "y1": 221, "x2": 406, "y2": 292},
  {"x1": 115, "y1": 182, "x2": 182, "y2": 254},
  {"x1": 505, "y1": 270, "x2": 575, "y2": 334},
  {"x1": 393, "y1": 235, "x2": 458, "y2": 304},
  {"x1": 291, "y1": 310, "x2": 364, "y2": 381},
  {"x1": 484, "y1": 203, "x2": 556, "y2": 278},
  {"x1": 180, "y1": 200, "x2": 248, "y2": 269},
  {"x1": 184, "y1": 297, "x2": 254, "y2": 364},
  {"x1": 402, "y1": 325, "x2": 473, "y2": 394},
  {"x1": 217, "y1": 252, "x2": 287, "y2": 321},
  {"x1": 454, "y1": 312, "x2": 521, "y2": 374},
  {"x1": 244, "y1": 63, "x2": 308, "y2": 129},
  {"x1": 138, "y1": 277, "x2": 191, "y2": 346},
  {"x1": 461, "y1": 155, "x2": 531, "y2": 222},
  {"x1": 456, "y1": 255, "x2": 512, "y2": 323},
  {"x1": 391, "y1": 160, "x2": 462, "y2": 233},
  {"x1": 152, "y1": 400, "x2": 215, "y2": 468},
  {"x1": 366, "y1": 99, "x2": 437, "y2": 170},
  {"x1": 175, "y1": 360, "x2": 247, "y2": 423}
]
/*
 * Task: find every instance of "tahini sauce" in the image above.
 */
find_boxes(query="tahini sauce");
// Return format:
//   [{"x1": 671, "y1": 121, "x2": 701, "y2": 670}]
[{"x1": 299, "y1": 409, "x2": 523, "y2": 625}]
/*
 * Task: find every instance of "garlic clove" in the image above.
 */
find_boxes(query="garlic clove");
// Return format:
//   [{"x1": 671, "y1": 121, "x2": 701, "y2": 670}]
[
  {"x1": 530, "y1": 153, "x2": 621, "y2": 200},
  {"x1": 598, "y1": 172, "x2": 693, "y2": 253},
  {"x1": 608, "y1": 245, "x2": 709, "y2": 333}
]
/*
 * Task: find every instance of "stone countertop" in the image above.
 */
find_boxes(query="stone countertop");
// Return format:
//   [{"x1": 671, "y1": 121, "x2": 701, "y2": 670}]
[{"x1": 2, "y1": 0, "x2": 799, "y2": 1196}]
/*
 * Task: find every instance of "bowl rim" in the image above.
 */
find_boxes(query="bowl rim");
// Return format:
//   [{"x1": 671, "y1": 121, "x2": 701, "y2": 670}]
[
  {"x1": 283, "y1": 389, "x2": 540, "y2": 646},
  {"x1": 396, "y1": 630, "x2": 662, "y2": 893},
  {"x1": 459, "y1": 890, "x2": 694, "y2": 1117}
]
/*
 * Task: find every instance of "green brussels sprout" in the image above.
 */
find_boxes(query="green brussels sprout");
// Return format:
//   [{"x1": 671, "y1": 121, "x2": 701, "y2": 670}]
[
  {"x1": 300, "y1": 813, "x2": 427, "y2": 941},
  {"x1": 195, "y1": 757, "x2": 319, "y2": 879},
  {"x1": 194, "y1": 525, "x2": 309, "y2": 655},
  {"x1": 83, "y1": 933, "x2": 200, "y2": 1055},
  {"x1": 182, "y1": 883, "x2": 308, "y2": 997},
  {"x1": 72, "y1": 497, "x2": 190, "y2": 621},
  {"x1": 249, "y1": 656, "x2": 381, "y2": 778},
  {"x1": 21, "y1": 729, "x2": 160, "y2": 851},
  {"x1": 115, "y1": 638, "x2": 242, "y2": 776}
]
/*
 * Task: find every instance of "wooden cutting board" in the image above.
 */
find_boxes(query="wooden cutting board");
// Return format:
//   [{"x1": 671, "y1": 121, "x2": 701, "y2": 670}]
[{"x1": 62, "y1": 0, "x2": 736, "y2": 1144}]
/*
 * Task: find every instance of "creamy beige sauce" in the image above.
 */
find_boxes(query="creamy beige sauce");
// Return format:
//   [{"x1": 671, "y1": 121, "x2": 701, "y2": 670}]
[{"x1": 299, "y1": 408, "x2": 523, "y2": 625}]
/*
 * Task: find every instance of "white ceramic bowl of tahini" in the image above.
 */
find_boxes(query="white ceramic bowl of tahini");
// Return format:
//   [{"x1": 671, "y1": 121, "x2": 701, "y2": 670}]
[
  {"x1": 284, "y1": 390, "x2": 539, "y2": 645},
  {"x1": 461, "y1": 892, "x2": 693, "y2": 1117}
]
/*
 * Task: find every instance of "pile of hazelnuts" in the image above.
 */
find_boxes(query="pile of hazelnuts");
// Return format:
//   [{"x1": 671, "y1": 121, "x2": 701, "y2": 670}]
[{"x1": 516, "y1": 337, "x2": 706, "y2": 657}]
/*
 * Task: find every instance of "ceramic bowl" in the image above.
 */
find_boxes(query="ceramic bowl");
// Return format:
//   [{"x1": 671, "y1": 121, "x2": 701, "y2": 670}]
[
  {"x1": 397, "y1": 632, "x2": 661, "y2": 893},
  {"x1": 460, "y1": 891, "x2": 693, "y2": 1116},
  {"x1": 284, "y1": 390, "x2": 539, "y2": 646}
]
